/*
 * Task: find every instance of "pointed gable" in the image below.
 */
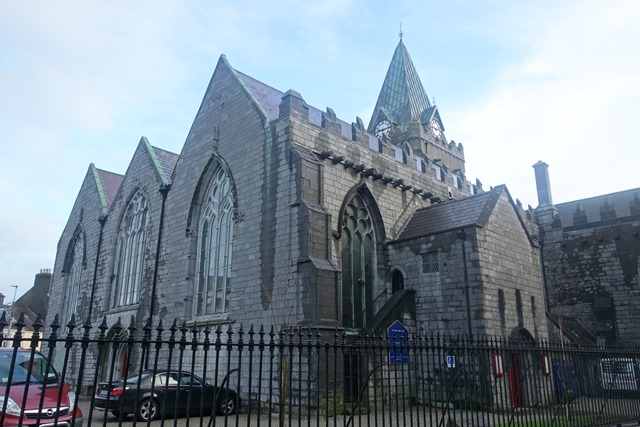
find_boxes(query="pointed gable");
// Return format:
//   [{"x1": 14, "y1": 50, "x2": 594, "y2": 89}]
[
  {"x1": 94, "y1": 166, "x2": 123, "y2": 211},
  {"x1": 139, "y1": 136, "x2": 178, "y2": 186},
  {"x1": 235, "y1": 70, "x2": 283, "y2": 121},
  {"x1": 395, "y1": 189, "x2": 499, "y2": 242},
  {"x1": 151, "y1": 145, "x2": 179, "y2": 184},
  {"x1": 368, "y1": 39, "x2": 432, "y2": 133}
]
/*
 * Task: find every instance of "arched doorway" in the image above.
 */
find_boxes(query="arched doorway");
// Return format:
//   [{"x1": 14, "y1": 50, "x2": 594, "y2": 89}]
[
  {"x1": 391, "y1": 269, "x2": 404, "y2": 293},
  {"x1": 98, "y1": 326, "x2": 130, "y2": 382}
]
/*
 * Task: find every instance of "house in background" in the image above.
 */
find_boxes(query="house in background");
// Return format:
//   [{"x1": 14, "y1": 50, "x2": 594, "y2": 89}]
[{"x1": 1, "y1": 268, "x2": 52, "y2": 349}]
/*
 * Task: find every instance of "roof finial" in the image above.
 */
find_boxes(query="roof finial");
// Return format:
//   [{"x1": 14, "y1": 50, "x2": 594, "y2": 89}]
[{"x1": 399, "y1": 23, "x2": 403, "y2": 39}]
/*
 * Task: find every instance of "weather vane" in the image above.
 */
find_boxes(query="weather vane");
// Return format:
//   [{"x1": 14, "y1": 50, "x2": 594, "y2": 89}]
[{"x1": 399, "y1": 23, "x2": 403, "y2": 39}]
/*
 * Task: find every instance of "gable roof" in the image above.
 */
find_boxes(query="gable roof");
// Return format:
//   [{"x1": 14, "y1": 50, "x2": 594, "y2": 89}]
[
  {"x1": 93, "y1": 165, "x2": 123, "y2": 214},
  {"x1": 393, "y1": 187, "x2": 502, "y2": 242},
  {"x1": 235, "y1": 70, "x2": 283, "y2": 121},
  {"x1": 367, "y1": 39, "x2": 432, "y2": 132},
  {"x1": 151, "y1": 145, "x2": 179, "y2": 184},
  {"x1": 139, "y1": 136, "x2": 178, "y2": 186}
]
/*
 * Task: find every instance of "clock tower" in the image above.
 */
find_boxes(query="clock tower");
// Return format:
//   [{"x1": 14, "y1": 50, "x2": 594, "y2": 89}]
[{"x1": 367, "y1": 39, "x2": 464, "y2": 175}]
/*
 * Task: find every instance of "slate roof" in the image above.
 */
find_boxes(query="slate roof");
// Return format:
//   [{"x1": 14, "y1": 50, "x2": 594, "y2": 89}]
[
  {"x1": 394, "y1": 187, "x2": 503, "y2": 242},
  {"x1": 235, "y1": 66, "x2": 354, "y2": 139},
  {"x1": 555, "y1": 187, "x2": 640, "y2": 227},
  {"x1": 152, "y1": 145, "x2": 179, "y2": 183},
  {"x1": 547, "y1": 313, "x2": 596, "y2": 345},
  {"x1": 235, "y1": 70, "x2": 283, "y2": 121},
  {"x1": 96, "y1": 168, "x2": 123, "y2": 208},
  {"x1": 367, "y1": 39, "x2": 432, "y2": 132},
  {"x1": 13, "y1": 272, "x2": 51, "y2": 323}
]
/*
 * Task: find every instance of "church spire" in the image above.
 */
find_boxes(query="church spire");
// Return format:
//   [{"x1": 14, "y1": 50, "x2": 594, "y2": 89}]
[{"x1": 367, "y1": 39, "x2": 432, "y2": 136}]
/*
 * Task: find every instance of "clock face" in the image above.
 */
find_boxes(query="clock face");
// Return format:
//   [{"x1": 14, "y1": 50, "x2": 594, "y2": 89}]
[
  {"x1": 374, "y1": 120, "x2": 392, "y2": 139},
  {"x1": 430, "y1": 119, "x2": 442, "y2": 138}
]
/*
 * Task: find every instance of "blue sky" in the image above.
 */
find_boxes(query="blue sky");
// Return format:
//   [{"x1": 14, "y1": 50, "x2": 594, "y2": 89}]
[{"x1": 1, "y1": 0, "x2": 639, "y2": 303}]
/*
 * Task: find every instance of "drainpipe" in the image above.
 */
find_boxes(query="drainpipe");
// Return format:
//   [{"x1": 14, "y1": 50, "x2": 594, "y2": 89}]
[
  {"x1": 149, "y1": 183, "x2": 171, "y2": 332},
  {"x1": 459, "y1": 228, "x2": 473, "y2": 338},
  {"x1": 87, "y1": 214, "x2": 107, "y2": 322}
]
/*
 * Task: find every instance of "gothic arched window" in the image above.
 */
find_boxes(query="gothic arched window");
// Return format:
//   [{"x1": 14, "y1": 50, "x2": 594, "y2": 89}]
[
  {"x1": 195, "y1": 167, "x2": 234, "y2": 315},
  {"x1": 112, "y1": 190, "x2": 148, "y2": 307},
  {"x1": 64, "y1": 232, "x2": 84, "y2": 322},
  {"x1": 341, "y1": 193, "x2": 375, "y2": 329}
]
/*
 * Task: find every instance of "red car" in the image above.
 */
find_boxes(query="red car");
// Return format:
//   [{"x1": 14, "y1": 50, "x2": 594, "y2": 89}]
[{"x1": 0, "y1": 348, "x2": 83, "y2": 427}]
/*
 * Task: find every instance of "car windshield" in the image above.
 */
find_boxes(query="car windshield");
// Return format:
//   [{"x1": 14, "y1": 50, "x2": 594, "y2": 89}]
[{"x1": 0, "y1": 352, "x2": 58, "y2": 385}]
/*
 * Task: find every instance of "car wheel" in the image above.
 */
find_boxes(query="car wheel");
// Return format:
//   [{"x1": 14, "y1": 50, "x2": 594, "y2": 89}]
[
  {"x1": 137, "y1": 398, "x2": 159, "y2": 421},
  {"x1": 217, "y1": 392, "x2": 237, "y2": 415}
]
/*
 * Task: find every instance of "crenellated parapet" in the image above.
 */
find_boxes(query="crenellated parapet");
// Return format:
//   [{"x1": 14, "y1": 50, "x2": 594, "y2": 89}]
[
  {"x1": 278, "y1": 90, "x2": 479, "y2": 199},
  {"x1": 543, "y1": 189, "x2": 640, "y2": 230}
]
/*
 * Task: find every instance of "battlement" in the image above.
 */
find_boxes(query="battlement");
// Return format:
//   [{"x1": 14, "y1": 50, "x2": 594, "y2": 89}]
[
  {"x1": 278, "y1": 91, "x2": 480, "y2": 199},
  {"x1": 547, "y1": 189, "x2": 640, "y2": 229}
]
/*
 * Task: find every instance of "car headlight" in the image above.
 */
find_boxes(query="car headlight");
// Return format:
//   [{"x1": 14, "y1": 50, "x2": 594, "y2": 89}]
[
  {"x1": 67, "y1": 391, "x2": 76, "y2": 412},
  {"x1": 0, "y1": 396, "x2": 21, "y2": 416}
]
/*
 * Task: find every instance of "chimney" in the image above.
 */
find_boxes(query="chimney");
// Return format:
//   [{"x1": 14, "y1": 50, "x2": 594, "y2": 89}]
[
  {"x1": 533, "y1": 161, "x2": 553, "y2": 207},
  {"x1": 0, "y1": 293, "x2": 4, "y2": 307}
]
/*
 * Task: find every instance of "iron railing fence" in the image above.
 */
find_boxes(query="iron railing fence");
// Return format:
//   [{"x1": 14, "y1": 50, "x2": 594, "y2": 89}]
[{"x1": 1, "y1": 311, "x2": 640, "y2": 427}]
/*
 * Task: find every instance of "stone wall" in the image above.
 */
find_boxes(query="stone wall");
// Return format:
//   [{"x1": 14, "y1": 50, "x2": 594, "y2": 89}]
[{"x1": 540, "y1": 209, "x2": 640, "y2": 345}]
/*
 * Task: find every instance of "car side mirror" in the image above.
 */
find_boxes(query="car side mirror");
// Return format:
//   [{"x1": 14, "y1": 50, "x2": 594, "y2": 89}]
[{"x1": 44, "y1": 372, "x2": 59, "y2": 385}]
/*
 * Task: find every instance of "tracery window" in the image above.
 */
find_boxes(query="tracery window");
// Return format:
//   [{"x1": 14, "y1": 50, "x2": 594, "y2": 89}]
[
  {"x1": 195, "y1": 167, "x2": 234, "y2": 315},
  {"x1": 341, "y1": 194, "x2": 375, "y2": 329},
  {"x1": 64, "y1": 232, "x2": 84, "y2": 322},
  {"x1": 112, "y1": 190, "x2": 148, "y2": 307}
]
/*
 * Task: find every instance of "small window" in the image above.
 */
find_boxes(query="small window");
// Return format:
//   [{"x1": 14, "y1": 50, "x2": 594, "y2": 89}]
[
  {"x1": 434, "y1": 165, "x2": 444, "y2": 181},
  {"x1": 453, "y1": 175, "x2": 463, "y2": 189},
  {"x1": 421, "y1": 252, "x2": 439, "y2": 274},
  {"x1": 417, "y1": 158, "x2": 427, "y2": 173},
  {"x1": 468, "y1": 183, "x2": 476, "y2": 195}
]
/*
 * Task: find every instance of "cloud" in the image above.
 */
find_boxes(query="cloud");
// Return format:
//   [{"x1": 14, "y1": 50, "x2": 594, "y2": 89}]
[
  {"x1": 450, "y1": 0, "x2": 640, "y2": 206},
  {"x1": 1, "y1": 0, "x2": 638, "y2": 299}
]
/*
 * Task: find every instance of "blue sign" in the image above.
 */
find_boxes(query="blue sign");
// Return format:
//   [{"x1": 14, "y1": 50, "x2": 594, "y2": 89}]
[
  {"x1": 447, "y1": 355, "x2": 456, "y2": 368},
  {"x1": 387, "y1": 320, "x2": 409, "y2": 364}
]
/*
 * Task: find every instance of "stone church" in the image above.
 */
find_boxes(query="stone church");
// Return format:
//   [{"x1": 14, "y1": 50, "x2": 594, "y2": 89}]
[{"x1": 47, "y1": 37, "x2": 638, "y2": 382}]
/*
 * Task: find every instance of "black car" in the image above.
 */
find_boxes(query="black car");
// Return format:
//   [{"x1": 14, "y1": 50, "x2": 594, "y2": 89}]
[{"x1": 94, "y1": 370, "x2": 238, "y2": 421}]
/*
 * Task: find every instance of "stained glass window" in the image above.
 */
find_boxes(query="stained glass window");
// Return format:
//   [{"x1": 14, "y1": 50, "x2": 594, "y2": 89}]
[
  {"x1": 341, "y1": 194, "x2": 374, "y2": 329},
  {"x1": 64, "y1": 232, "x2": 84, "y2": 321},
  {"x1": 195, "y1": 168, "x2": 234, "y2": 315},
  {"x1": 112, "y1": 190, "x2": 148, "y2": 307}
]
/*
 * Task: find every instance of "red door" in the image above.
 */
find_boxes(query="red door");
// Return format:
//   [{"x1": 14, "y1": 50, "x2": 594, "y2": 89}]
[{"x1": 509, "y1": 354, "x2": 525, "y2": 407}]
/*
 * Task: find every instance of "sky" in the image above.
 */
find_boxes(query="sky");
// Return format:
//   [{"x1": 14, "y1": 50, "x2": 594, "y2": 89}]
[{"x1": 1, "y1": 0, "x2": 639, "y2": 302}]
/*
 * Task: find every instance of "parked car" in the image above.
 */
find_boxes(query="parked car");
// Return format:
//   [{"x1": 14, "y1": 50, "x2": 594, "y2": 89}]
[
  {"x1": 0, "y1": 348, "x2": 83, "y2": 427},
  {"x1": 94, "y1": 370, "x2": 239, "y2": 421},
  {"x1": 600, "y1": 358, "x2": 640, "y2": 393}
]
